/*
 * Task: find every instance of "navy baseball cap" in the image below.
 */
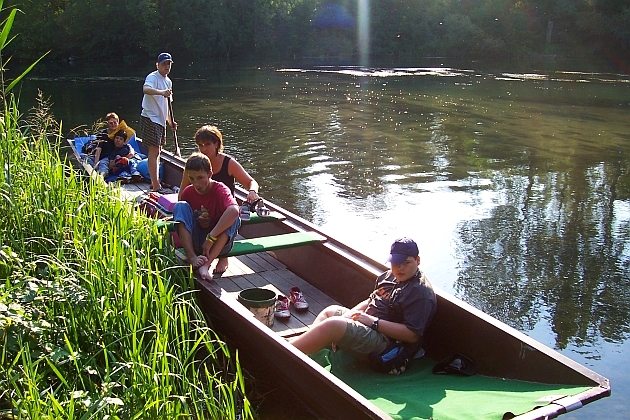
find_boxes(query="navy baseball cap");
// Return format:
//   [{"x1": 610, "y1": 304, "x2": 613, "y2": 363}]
[
  {"x1": 157, "y1": 52, "x2": 173, "y2": 63},
  {"x1": 387, "y1": 237, "x2": 419, "y2": 264}
]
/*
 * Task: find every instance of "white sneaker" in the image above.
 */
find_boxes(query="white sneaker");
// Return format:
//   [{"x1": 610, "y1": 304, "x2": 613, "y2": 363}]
[
  {"x1": 274, "y1": 295, "x2": 291, "y2": 320},
  {"x1": 289, "y1": 287, "x2": 309, "y2": 312}
]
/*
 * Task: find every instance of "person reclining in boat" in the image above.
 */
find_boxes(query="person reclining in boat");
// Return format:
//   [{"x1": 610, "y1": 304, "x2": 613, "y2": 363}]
[
  {"x1": 100, "y1": 130, "x2": 142, "y2": 182},
  {"x1": 173, "y1": 152, "x2": 241, "y2": 280},
  {"x1": 81, "y1": 112, "x2": 136, "y2": 169},
  {"x1": 290, "y1": 238, "x2": 437, "y2": 366},
  {"x1": 178, "y1": 124, "x2": 260, "y2": 274}
]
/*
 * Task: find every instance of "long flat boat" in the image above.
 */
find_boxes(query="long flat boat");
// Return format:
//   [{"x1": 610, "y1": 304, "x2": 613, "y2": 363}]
[{"x1": 68, "y1": 137, "x2": 610, "y2": 420}]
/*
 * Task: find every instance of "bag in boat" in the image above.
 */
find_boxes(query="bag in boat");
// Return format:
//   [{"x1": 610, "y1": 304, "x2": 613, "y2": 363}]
[
  {"x1": 432, "y1": 353, "x2": 476, "y2": 376},
  {"x1": 368, "y1": 341, "x2": 415, "y2": 375},
  {"x1": 81, "y1": 137, "x2": 104, "y2": 155},
  {"x1": 137, "y1": 193, "x2": 171, "y2": 219}
]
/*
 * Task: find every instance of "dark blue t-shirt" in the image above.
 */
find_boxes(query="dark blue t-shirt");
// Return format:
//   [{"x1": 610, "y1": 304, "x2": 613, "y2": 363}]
[{"x1": 366, "y1": 269, "x2": 437, "y2": 338}]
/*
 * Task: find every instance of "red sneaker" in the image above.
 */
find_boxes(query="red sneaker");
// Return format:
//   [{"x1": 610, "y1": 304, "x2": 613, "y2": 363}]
[
  {"x1": 274, "y1": 295, "x2": 291, "y2": 320},
  {"x1": 289, "y1": 287, "x2": 309, "y2": 312}
]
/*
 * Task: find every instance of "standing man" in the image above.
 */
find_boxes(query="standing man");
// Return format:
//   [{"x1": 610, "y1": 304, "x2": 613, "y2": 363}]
[{"x1": 141, "y1": 52, "x2": 177, "y2": 193}]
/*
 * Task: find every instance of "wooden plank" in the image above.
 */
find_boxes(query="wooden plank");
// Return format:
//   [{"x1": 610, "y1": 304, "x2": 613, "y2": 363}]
[
  {"x1": 224, "y1": 256, "x2": 253, "y2": 276},
  {"x1": 232, "y1": 254, "x2": 267, "y2": 274},
  {"x1": 271, "y1": 268, "x2": 338, "y2": 310},
  {"x1": 220, "y1": 270, "x2": 327, "y2": 337},
  {"x1": 229, "y1": 274, "x2": 260, "y2": 291},
  {"x1": 222, "y1": 276, "x2": 310, "y2": 335},
  {"x1": 249, "y1": 250, "x2": 287, "y2": 270},
  {"x1": 212, "y1": 277, "x2": 242, "y2": 293},
  {"x1": 237, "y1": 253, "x2": 278, "y2": 273}
]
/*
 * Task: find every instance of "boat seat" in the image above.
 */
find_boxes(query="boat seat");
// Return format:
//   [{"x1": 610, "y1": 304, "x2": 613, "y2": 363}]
[
  {"x1": 155, "y1": 212, "x2": 286, "y2": 232},
  {"x1": 240, "y1": 211, "x2": 286, "y2": 224},
  {"x1": 224, "y1": 231, "x2": 326, "y2": 256},
  {"x1": 174, "y1": 231, "x2": 326, "y2": 261}
]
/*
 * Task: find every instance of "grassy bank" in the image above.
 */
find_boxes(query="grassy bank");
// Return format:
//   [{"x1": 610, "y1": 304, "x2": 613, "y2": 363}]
[{"x1": 0, "y1": 98, "x2": 253, "y2": 419}]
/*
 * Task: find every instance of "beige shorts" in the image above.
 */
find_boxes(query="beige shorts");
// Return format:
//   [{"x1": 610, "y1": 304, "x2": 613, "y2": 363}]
[{"x1": 334, "y1": 307, "x2": 390, "y2": 355}]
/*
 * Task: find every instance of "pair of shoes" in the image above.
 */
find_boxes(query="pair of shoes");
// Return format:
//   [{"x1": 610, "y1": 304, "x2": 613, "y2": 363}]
[
  {"x1": 239, "y1": 202, "x2": 251, "y2": 221},
  {"x1": 274, "y1": 295, "x2": 291, "y2": 320},
  {"x1": 274, "y1": 287, "x2": 309, "y2": 320},
  {"x1": 289, "y1": 286, "x2": 309, "y2": 312}
]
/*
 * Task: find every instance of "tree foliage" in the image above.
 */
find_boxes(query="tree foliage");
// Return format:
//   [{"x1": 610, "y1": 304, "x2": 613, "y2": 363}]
[{"x1": 6, "y1": 0, "x2": 630, "y2": 61}]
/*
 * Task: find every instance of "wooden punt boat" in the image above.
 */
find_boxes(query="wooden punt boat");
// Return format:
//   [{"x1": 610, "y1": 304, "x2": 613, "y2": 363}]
[{"x1": 68, "y1": 137, "x2": 610, "y2": 420}]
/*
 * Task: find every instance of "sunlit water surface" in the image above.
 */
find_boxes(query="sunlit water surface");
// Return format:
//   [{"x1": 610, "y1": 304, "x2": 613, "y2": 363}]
[{"x1": 20, "y1": 60, "x2": 630, "y2": 419}]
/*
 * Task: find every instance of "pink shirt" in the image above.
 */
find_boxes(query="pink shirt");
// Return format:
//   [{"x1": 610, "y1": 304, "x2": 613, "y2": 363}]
[{"x1": 181, "y1": 181, "x2": 237, "y2": 230}]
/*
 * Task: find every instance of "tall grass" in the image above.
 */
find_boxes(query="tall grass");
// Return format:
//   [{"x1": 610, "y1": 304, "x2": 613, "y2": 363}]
[{"x1": 0, "y1": 96, "x2": 253, "y2": 418}]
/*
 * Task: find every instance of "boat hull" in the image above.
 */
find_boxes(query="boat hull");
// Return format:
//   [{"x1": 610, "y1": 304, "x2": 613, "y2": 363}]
[{"x1": 68, "y1": 138, "x2": 611, "y2": 420}]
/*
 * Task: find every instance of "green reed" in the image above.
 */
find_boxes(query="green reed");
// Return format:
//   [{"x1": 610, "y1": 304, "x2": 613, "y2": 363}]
[{"x1": 0, "y1": 98, "x2": 253, "y2": 418}]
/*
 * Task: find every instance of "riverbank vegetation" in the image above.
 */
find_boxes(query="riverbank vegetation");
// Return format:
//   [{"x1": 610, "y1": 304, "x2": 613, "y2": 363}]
[
  {"x1": 0, "y1": 7, "x2": 253, "y2": 411},
  {"x1": 0, "y1": 95, "x2": 254, "y2": 418},
  {"x1": 7, "y1": 0, "x2": 630, "y2": 62}
]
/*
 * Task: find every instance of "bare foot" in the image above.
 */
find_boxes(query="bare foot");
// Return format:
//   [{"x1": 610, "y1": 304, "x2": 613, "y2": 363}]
[
  {"x1": 198, "y1": 264, "x2": 213, "y2": 281},
  {"x1": 213, "y1": 257, "x2": 229, "y2": 275},
  {"x1": 187, "y1": 255, "x2": 208, "y2": 269}
]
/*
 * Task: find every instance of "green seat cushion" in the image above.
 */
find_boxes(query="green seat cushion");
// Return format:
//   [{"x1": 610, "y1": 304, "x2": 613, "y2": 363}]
[{"x1": 225, "y1": 231, "x2": 326, "y2": 256}]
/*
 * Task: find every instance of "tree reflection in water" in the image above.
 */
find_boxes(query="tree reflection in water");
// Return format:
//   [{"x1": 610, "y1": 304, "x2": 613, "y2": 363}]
[{"x1": 455, "y1": 162, "x2": 630, "y2": 351}]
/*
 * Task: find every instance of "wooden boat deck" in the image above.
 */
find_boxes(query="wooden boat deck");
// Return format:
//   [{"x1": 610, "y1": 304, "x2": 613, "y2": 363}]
[
  {"x1": 214, "y1": 250, "x2": 338, "y2": 338},
  {"x1": 112, "y1": 178, "x2": 328, "y2": 338}
]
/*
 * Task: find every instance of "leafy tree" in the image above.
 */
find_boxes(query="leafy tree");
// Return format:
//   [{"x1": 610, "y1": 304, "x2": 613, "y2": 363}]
[{"x1": 4, "y1": 0, "x2": 630, "y2": 61}]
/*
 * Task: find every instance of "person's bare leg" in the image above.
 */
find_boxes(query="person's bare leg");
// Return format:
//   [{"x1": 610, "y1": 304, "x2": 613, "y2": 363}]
[
  {"x1": 313, "y1": 305, "x2": 343, "y2": 324},
  {"x1": 198, "y1": 260, "x2": 213, "y2": 280},
  {"x1": 202, "y1": 233, "x2": 230, "y2": 275},
  {"x1": 214, "y1": 257, "x2": 229, "y2": 275},
  {"x1": 148, "y1": 144, "x2": 161, "y2": 191},
  {"x1": 289, "y1": 317, "x2": 348, "y2": 354},
  {"x1": 176, "y1": 223, "x2": 207, "y2": 268}
]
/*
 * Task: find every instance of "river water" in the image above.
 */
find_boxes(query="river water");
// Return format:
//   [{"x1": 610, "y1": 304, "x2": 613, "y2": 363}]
[{"x1": 19, "y1": 58, "x2": 630, "y2": 419}]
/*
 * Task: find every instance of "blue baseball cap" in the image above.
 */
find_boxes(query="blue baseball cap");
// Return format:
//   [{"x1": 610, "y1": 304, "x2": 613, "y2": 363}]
[
  {"x1": 157, "y1": 52, "x2": 173, "y2": 63},
  {"x1": 387, "y1": 237, "x2": 419, "y2": 264}
]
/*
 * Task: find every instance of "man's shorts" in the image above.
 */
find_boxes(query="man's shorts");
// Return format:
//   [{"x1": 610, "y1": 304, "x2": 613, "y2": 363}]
[
  {"x1": 141, "y1": 116, "x2": 166, "y2": 147},
  {"x1": 172, "y1": 201, "x2": 241, "y2": 256},
  {"x1": 334, "y1": 307, "x2": 390, "y2": 355}
]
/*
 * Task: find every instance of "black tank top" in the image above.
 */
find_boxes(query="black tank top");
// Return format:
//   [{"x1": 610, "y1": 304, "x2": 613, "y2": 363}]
[{"x1": 212, "y1": 155, "x2": 235, "y2": 195}]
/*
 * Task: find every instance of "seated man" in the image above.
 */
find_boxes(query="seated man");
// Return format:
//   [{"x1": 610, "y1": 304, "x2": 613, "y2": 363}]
[
  {"x1": 290, "y1": 237, "x2": 436, "y2": 363},
  {"x1": 173, "y1": 152, "x2": 241, "y2": 279}
]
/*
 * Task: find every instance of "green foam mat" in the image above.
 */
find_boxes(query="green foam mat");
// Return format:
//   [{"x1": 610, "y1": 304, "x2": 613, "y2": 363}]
[
  {"x1": 226, "y1": 231, "x2": 326, "y2": 256},
  {"x1": 311, "y1": 350, "x2": 591, "y2": 420}
]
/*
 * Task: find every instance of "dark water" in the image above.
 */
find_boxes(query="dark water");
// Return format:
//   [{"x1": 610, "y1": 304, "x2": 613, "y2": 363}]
[{"x1": 18, "y1": 58, "x2": 630, "y2": 419}]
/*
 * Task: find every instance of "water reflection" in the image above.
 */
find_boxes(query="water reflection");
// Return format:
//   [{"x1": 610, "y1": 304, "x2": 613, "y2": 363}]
[
  {"x1": 455, "y1": 161, "x2": 630, "y2": 351},
  {"x1": 18, "y1": 61, "x2": 630, "y2": 417}
]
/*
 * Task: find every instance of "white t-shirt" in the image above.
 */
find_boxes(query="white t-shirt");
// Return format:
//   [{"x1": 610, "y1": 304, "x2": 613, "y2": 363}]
[{"x1": 141, "y1": 70, "x2": 172, "y2": 127}]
